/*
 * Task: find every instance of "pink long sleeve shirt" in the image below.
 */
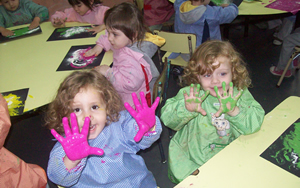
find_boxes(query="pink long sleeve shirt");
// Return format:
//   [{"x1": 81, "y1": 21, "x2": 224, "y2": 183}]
[
  {"x1": 97, "y1": 33, "x2": 153, "y2": 107},
  {"x1": 51, "y1": 5, "x2": 109, "y2": 25}
]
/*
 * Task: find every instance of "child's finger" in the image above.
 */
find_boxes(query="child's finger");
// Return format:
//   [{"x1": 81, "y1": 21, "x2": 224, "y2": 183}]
[
  {"x1": 139, "y1": 92, "x2": 148, "y2": 109},
  {"x1": 229, "y1": 82, "x2": 233, "y2": 96},
  {"x1": 88, "y1": 146, "x2": 104, "y2": 156},
  {"x1": 51, "y1": 129, "x2": 64, "y2": 143},
  {"x1": 81, "y1": 116, "x2": 90, "y2": 136},
  {"x1": 198, "y1": 107, "x2": 207, "y2": 116},
  {"x1": 201, "y1": 90, "x2": 210, "y2": 101},
  {"x1": 195, "y1": 84, "x2": 201, "y2": 97},
  {"x1": 134, "y1": 129, "x2": 144, "y2": 142},
  {"x1": 132, "y1": 92, "x2": 142, "y2": 111},
  {"x1": 62, "y1": 117, "x2": 72, "y2": 137},
  {"x1": 70, "y1": 113, "x2": 79, "y2": 134},
  {"x1": 151, "y1": 97, "x2": 160, "y2": 111},
  {"x1": 189, "y1": 84, "x2": 194, "y2": 97},
  {"x1": 214, "y1": 108, "x2": 223, "y2": 118},
  {"x1": 124, "y1": 102, "x2": 137, "y2": 117},
  {"x1": 222, "y1": 81, "x2": 227, "y2": 97},
  {"x1": 214, "y1": 86, "x2": 221, "y2": 99}
]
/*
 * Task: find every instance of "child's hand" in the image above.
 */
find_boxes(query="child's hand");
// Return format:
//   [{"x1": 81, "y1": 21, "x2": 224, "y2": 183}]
[
  {"x1": 184, "y1": 84, "x2": 209, "y2": 115},
  {"x1": 124, "y1": 92, "x2": 160, "y2": 142},
  {"x1": 51, "y1": 113, "x2": 104, "y2": 161},
  {"x1": 52, "y1": 17, "x2": 66, "y2": 27},
  {"x1": 1, "y1": 28, "x2": 14, "y2": 37},
  {"x1": 28, "y1": 17, "x2": 40, "y2": 30},
  {"x1": 84, "y1": 45, "x2": 103, "y2": 57},
  {"x1": 87, "y1": 24, "x2": 106, "y2": 35},
  {"x1": 214, "y1": 82, "x2": 243, "y2": 117}
]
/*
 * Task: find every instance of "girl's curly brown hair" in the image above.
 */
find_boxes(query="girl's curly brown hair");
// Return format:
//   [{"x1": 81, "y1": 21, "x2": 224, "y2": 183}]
[
  {"x1": 44, "y1": 70, "x2": 124, "y2": 134},
  {"x1": 183, "y1": 40, "x2": 251, "y2": 90}
]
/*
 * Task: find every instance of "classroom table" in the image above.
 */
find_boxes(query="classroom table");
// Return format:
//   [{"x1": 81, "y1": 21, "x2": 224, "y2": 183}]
[
  {"x1": 175, "y1": 96, "x2": 300, "y2": 188},
  {"x1": 0, "y1": 22, "x2": 113, "y2": 114}
]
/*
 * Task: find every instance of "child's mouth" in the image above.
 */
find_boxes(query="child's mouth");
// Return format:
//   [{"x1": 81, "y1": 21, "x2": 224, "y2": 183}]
[{"x1": 89, "y1": 124, "x2": 96, "y2": 131}]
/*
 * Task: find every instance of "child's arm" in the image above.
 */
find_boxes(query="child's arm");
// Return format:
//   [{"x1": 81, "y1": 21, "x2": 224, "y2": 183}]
[
  {"x1": 222, "y1": 87, "x2": 265, "y2": 135},
  {"x1": 0, "y1": 26, "x2": 14, "y2": 37},
  {"x1": 50, "y1": 113, "x2": 104, "y2": 169},
  {"x1": 28, "y1": 17, "x2": 40, "y2": 30},
  {"x1": 87, "y1": 24, "x2": 106, "y2": 34},
  {"x1": 24, "y1": 0, "x2": 49, "y2": 25},
  {"x1": 124, "y1": 92, "x2": 160, "y2": 142},
  {"x1": 84, "y1": 34, "x2": 107, "y2": 57}
]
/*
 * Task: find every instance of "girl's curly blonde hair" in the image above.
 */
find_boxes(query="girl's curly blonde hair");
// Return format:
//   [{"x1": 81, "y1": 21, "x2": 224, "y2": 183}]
[
  {"x1": 44, "y1": 70, "x2": 124, "y2": 134},
  {"x1": 183, "y1": 40, "x2": 251, "y2": 90}
]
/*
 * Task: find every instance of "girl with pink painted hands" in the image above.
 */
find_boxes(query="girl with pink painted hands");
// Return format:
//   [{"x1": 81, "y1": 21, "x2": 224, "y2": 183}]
[{"x1": 46, "y1": 70, "x2": 162, "y2": 188}]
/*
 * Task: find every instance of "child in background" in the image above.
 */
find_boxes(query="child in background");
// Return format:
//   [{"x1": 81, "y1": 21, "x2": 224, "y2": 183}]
[
  {"x1": 51, "y1": 0, "x2": 109, "y2": 34},
  {"x1": 143, "y1": 0, "x2": 175, "y2": 32},
  {"x1": 0, "y1": 0, "x2": 49, "y2": 37},
  {"x1": 46, "y1": 70, "x2": 162, "y2": 187},
  {"x1": 169, "y1": 0, "x2": 242, "y2": 62},
  {"x1": 85, "y1": 2, "x2": 165, "y2": 107},
  {"x1": 160, "y1": 40, "x2": 265, "y2": 183}
]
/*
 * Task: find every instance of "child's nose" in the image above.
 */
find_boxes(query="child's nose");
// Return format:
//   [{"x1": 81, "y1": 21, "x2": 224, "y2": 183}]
[{"x1": 82, "y1": 115, "x2": 94, "y2": 121}]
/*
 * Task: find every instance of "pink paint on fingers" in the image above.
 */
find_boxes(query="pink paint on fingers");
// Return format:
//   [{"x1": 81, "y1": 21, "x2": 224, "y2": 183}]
[{"x1": 125, "y1": 92, "x2": 159, "y2": 142}]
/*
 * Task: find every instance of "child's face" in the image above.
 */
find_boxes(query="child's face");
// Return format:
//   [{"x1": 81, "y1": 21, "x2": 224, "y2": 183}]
[
  {"x1": 197, "y1": 56, "x2": 232, "y2": 97},
  {"x1": 1, "y1": 0, "x2": 19, "y2": 11},
  {"x1": 106, "y1": 28, "x2": 132, "y2": 50},
  {"x1": 72, "y1": 87, "x2": 107, "y2": 140},
  {"x1": 72, "y1": 2, "x2": 90, "y2": 16}
]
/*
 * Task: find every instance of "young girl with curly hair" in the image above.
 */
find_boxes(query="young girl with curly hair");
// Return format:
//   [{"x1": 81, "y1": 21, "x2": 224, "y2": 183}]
[
  {"x1": 160, "y1": 40, "x2": 265, "y2": 184},
  {"x1": 45, "y1": 69, "x2": 162, "y2": 187}
]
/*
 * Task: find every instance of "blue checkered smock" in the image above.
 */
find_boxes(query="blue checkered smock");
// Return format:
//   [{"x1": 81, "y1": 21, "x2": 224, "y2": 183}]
[{"x1": 47, "y1": 110, "x2": 162, "y2": 188}]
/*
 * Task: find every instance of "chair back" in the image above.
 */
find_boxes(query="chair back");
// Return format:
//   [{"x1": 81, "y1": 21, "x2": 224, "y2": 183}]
[
  {"x1": 152, "y1": 57, "x2": 170, "y2": 105},
  {"x1": 153, "y1": 30, "x2": 197, "y2": 58}
]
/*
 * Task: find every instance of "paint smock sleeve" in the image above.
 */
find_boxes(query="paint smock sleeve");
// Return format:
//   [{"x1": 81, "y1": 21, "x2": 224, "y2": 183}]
[
  {"x1": 160, "y1": 86, "x2": 202, "y2": 131},
  {"x1": 47, "y1": 141, "x2": 88, "y2": 187},
  {"x1": 51, "y1": 8, "x2": 78, "y2": 23},
  {"x1": 224, "y1": 88, "x2": 265, "y2": 135},
  {"x1": 105, "y1": 48, "x2": 148, "y2": 96},
  {"x1": 95, "y1": 32, "x2": 111, "y2": 51},
  {"x1": 212, "y1": 4, "x2": 238, "y2": 24},
  {"x1": 24, "y1": 0, "x2": 49, "y2": 22},
  {"x1": 0, "y1": 94, "x2": 10, "y2": 149}
]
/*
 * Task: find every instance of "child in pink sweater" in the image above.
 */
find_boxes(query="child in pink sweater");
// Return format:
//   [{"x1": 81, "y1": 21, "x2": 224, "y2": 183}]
[{"x1": 51, "y1": 0, "x2": 109, "y2": 34}]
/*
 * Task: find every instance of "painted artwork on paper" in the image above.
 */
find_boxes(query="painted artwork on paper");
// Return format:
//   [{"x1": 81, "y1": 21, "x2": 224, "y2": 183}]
[
  {"x1": 1, "y1": 88, "x2": 29, "y2": 116},
  {"x1": 47, "y1": 26, "x2": 96, "y2": 41},
  {"x1": 265, "y1": 0, "x2": 300, "y2": 14},
  {"x1": 56, "y1": 44, "x2": 105, "y2": 71},
  {"x1": 260, "y1": 120, "x2": 300, "y2": 177},
  {"x1": 0, "y1": 26, "x2": 42, "y2": 43}
]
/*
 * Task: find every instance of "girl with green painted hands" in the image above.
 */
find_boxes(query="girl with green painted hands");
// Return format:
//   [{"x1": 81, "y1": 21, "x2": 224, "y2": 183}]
[
  {"x1": 160, "y1": 40, "x2": 265, "y2": 184},
  {"x1": 214, "y1": 81, "x2": 243, "y2": 117},
  {"x1": 184, "y1": 83, "x2": 209, "y2": 115}
]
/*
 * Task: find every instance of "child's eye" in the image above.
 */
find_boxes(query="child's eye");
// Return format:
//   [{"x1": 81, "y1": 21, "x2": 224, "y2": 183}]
[
  {"x1": 73, "y1": 108, "x2": 81, "y2": 112},
  {"x1": 92, "y1": 105, "x2": 99, "y2": 110},
  {"x1": 203, "y1": 74, "x2": 211, "y2": 78},
  {"x1": 221, "y1": 72, "x2": 227, "y2": 76}
]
